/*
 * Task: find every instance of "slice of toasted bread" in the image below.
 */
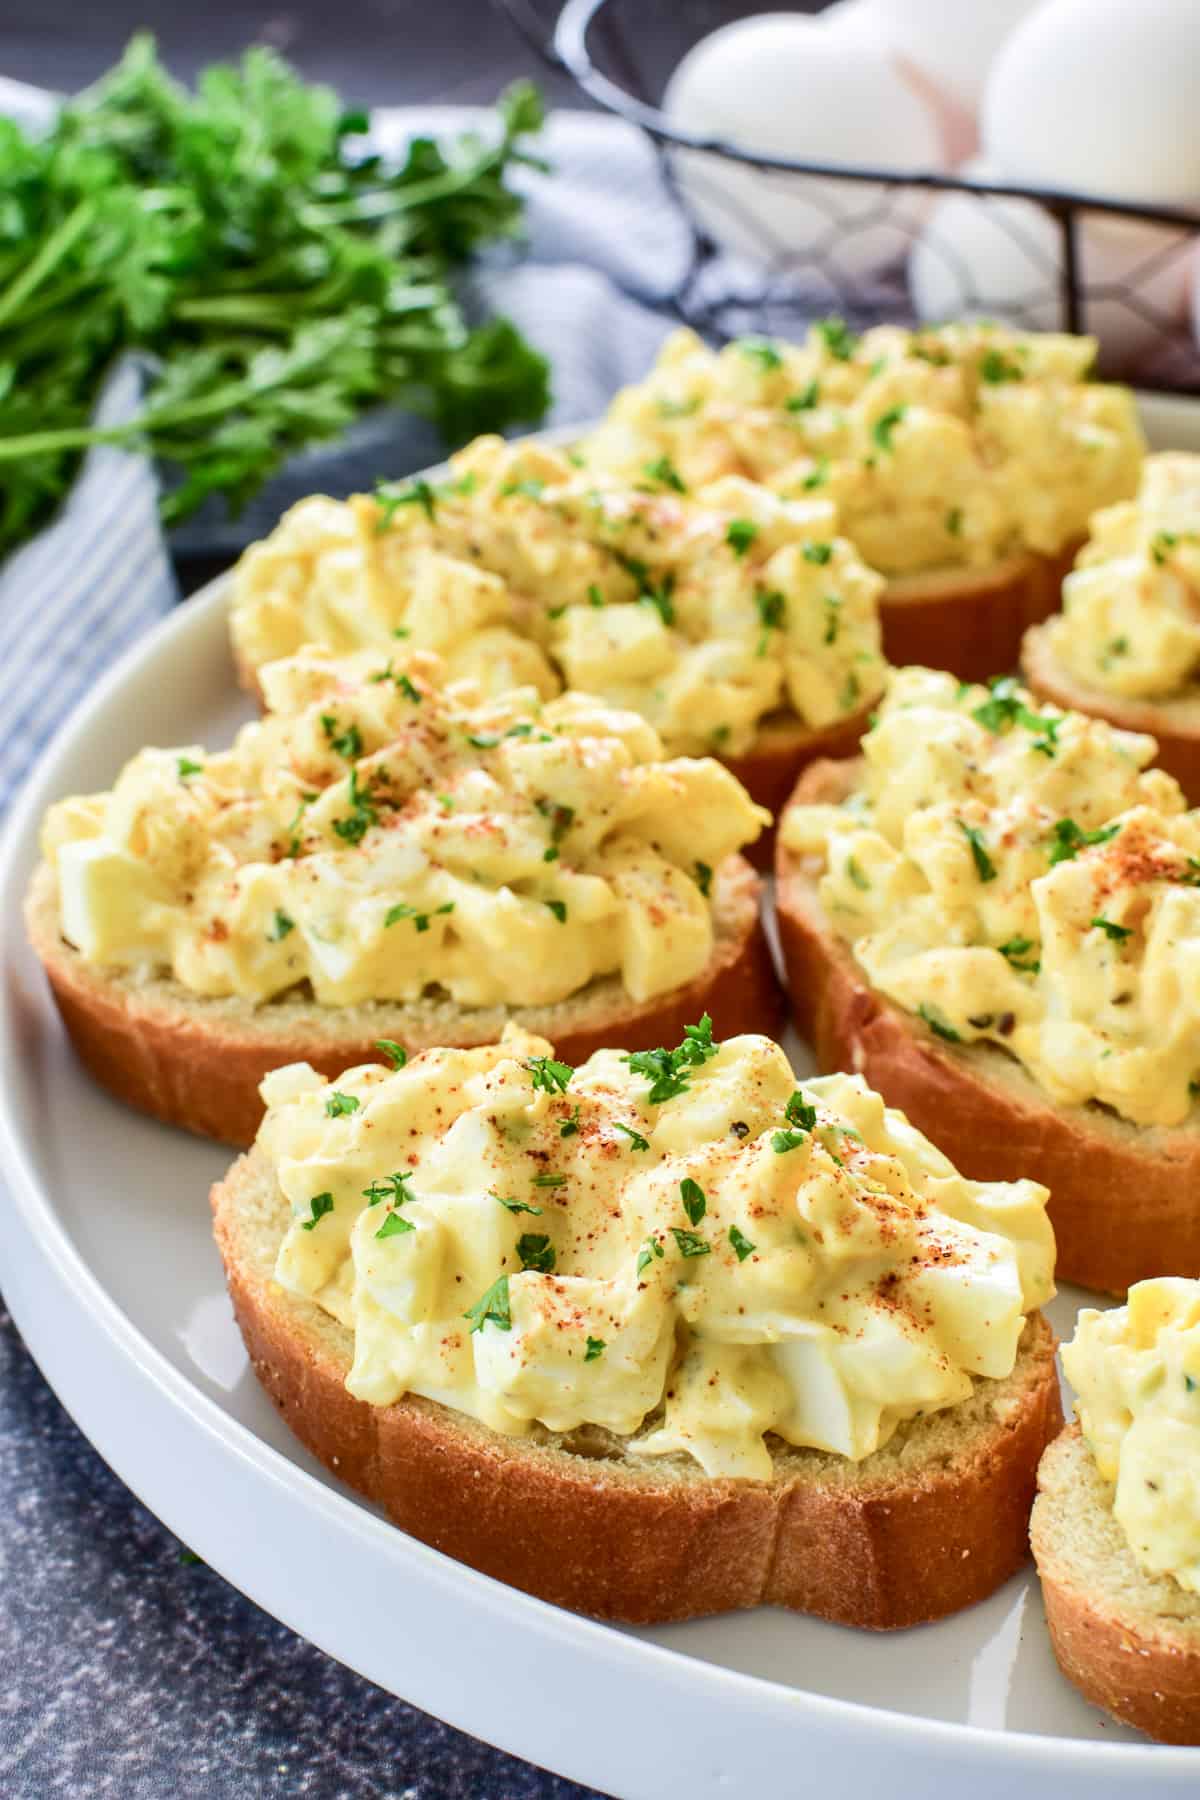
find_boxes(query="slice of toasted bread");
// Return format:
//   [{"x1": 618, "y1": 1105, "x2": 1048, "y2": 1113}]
[
  {"x1": 26, "y1": 856, "x2": 782, "y2": 1149},
  {"x1": 775, "y1": 759, "x2": 1200, "y2": 1297},
  {"x1": 1022, "y1": 622, "x2": 1200, "y2": 803},
  {"x1": 881, "y1": 544, "x2": 1078, "y2": 685},
  {"x1": 1032, "y1": 1423, "x2": 1200, "y2": 1743},
  {"x1": 213, "y1": 1142, "x2": 1062, "y2": 1627}
]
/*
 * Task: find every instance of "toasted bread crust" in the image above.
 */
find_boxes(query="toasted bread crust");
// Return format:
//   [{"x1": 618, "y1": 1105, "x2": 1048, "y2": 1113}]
[
  {"x1": 1022, "y1": 623, "x2": 1200, "y2": 803},
  {"x1": 775, "y1": 759, "x2": 1200, "y2": 1296},
  {"x1": 1033, "y1": 1425, "x2": 1200, "y2": 1744},
  {"x1": 26, "y1": 856, "x2": 782, "y2": 1149},
  {"x1": 212, "y1": 1145, "x2": 1061, "y2": 1627},
  {"x1": 879, "y1": 544, "x2": 1077, "y2": 685}
]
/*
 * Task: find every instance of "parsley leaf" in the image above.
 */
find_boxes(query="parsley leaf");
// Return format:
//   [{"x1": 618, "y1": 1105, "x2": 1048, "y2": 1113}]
[
  {"x1": 997, "y1": 936, "x2": 1040, "y2": 973},
  {"x1": 729, "y1": 1224, "x2": 756, "y2": 1262},
  {"x1": 738, "y1": 337, "x2": 783, "y2": 370},
  {"x1": 694, "y1": 860, "x2": 713, "y2": 898},
  {"x1": 464, "y1": 1274, "x2": 511, "y2": 1334},
  {"x1": 624, "y1": 1013, "x2": 719, "y2": 1104},
  {"x1": 613, "y1": 1121, "x2": 650, "y2": 1151},
  {"x1": 325, "y1": 1091, "x2": 360, "y2": 1117},
  {"x1": 526, "y1": 1056, "x2": 573, "y2": 1095},
  {"x1": 585, "y1": 1336, "x2": 605, "y2": 1361},
  {"x1": 816, "y1": 317, "x2": 858, "y2": 361},
  {"x1": 1091, "y1": 916, "x2": 1133, "y2": 942},
  {"x1": 1048, "y1": 818, "x2": 1120, "y2": 866},
  {"x1": 375, "y1": 1038, "x2": 407, "y2": 1068},
  {"x1": 918, "y1": 1004, "x2": 961, "y2": 1043},
  {"x1": 321, "y1": 714, "x2": 362, "y2": 761},
  {"x1": 670, "y1": 1226, "x2": 710, "y2": 1258},
  {"x1": 384, "y1": 900, "x2": 455, "y2": 932},
  {"x1": 495, "y1": 1193, "x2": 542, "y2": 1215},
  {"x1": 363, "y1": 1171, "x2": 413, "y2": 1207},
  {"x1": 726, "y1": 518, "x2": 759, "y2": 558},
  {"x1": 517, "y1": 1232, "x2": 556, "y2": 1272},
  {"x1": 301, "y1": 1192, "x2": 334, "y2": 1231},
  {"x1": 268, "y1": 909, "x2": 295, "y2": 941},
  {"x1": 871, "y1": 405, "x2": 907, "y2": 452},
  {"x1": 545, "y1": 899, "x2": 568, "y2": 924},
  {"x1": 376, "y1": 1210, "x2": 415, "y2": 1240},
  {"x1": 784, "y1": 1090, "x2": 818, "y2": 1131},
  {"x1": 636, "y1": 1236, "x2": 665, "y2": 1275},
  {"x1": 958, "y1": 819, "x2": 997, "y2": 883},
  {"x1": 802, "y1": 541, "x2": 833, "y2": 566},
  {"x1": 786, "y1": 380, "x2": 820, "y2": 412},
  {"x1": 177, "y1": 755, "x2": 203, "y2": 779},
  {"x1": 680, "y1": 1177, "x2": 707, "y2": 1224},
  {"x1": 771, "y1": 1129, "x2": 808, "y2": 1153},
  {"x1": 643, "y1": 454, "x2": 687, "y2": 493}
]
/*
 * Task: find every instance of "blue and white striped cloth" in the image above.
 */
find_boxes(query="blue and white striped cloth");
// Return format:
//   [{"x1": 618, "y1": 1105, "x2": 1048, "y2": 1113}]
[{"x1": 0, "y1": 103, "x2": 689, "y2": 813}]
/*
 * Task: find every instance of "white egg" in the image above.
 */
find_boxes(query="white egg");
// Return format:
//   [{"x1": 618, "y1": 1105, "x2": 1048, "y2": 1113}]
[
  {"x1": 909, "y1": 159, "x2": 1192, "y2": 368},
  {"x1": 663, "y1": 12, "x2": 945, "y2": 280},
  {"x1": 983, "y1": 0, "x2": 1200, "y2": 204},
  {"x1": 859, "y1": 0, "x2": 1040, "y2": 111}
]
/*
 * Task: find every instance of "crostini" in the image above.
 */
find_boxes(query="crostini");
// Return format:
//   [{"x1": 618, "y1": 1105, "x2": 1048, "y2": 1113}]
[
  {"x1": 1033, "y1": 1279, "x2": 1200, "y2": 1744},
  {"x1": 229, "y1": 435, "x2": 887, "y2": 845},
  {"x1": 1023, "y1": 452, "x2": 1200, "y2": 801},
  {"x1": 775, "y1": 666, "x2": 1200, "y2": 1296},
  {"x1": 214, "y1": 1019, "x2": 1062, "y2": 1625},
  {"x1": 579, "y1": 319, "x2": 1142, "y2": 682},
  {"x1": 28, "y1": 649, "x2": 778, "y2": 1146}
]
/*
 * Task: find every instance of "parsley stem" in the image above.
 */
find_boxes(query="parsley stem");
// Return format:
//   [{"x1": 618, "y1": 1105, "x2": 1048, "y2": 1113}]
[{"x1": 0, "y1": 197, "x2": 96, "y2": 329}]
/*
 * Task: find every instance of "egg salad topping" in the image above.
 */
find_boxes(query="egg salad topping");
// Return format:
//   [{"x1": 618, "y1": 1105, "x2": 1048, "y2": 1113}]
[
  {"x1": 1065, "y1": 1280, "x2": 1200, "y2": 1594},
  {"x1": 1043, "y1": 453, "x2": 1200, "y2": 700},
  {"x1": 780, "y1": 665, "x2": 1200, "y2": 1128},
  {"x1": 579, "y1": 321, "x2": 1143, "y2": 578},
  {"x1": 265, "y1": 1021, "x2": 1055, "y2": 1479},
  {"x1": 40, "y1": 648, "x2": 767, "y2": 1008},
  {"x1": 230, "y1": 433, "x2": 886, "y2": 756}
]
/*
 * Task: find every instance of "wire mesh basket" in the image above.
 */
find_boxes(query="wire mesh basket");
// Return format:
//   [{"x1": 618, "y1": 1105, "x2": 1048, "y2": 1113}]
[{"x1": 498, "y1": 0, "x2": 1200, "y2": 391}]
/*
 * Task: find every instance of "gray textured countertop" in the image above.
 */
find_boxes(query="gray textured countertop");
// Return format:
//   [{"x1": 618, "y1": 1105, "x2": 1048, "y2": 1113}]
[{"x1": 0, "y1": 1302, "x2": 605, "y2": 1797}]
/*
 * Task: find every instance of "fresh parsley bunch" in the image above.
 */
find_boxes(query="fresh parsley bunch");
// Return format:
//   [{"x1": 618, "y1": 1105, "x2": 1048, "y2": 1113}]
[{"x1": 0, "y1": 35, "x2": 551, "y2": 557}]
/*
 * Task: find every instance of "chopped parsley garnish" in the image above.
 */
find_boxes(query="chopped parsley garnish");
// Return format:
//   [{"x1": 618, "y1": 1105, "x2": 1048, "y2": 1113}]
[
  {"x1": 268, "y1": 909, "x2": 295, "y2": 941},
  {"x1": 754, "y1": 587, "x2": 785, "y2": 656},
  {"x1": 918, "y1": 1004, "x2": 961, "y2": 1043},
  {"x1": 786, "y1": 380, "x2": 819, "y2": 412},
  {"x1": 374, "y1": 1038, "x2": 407, "y2": 1068},
  {"x1": 670, "y1": 1226, "x2": 710, "y2": 1258},
  {"x1": 802, "y1": 541, "x2": 833, "y2": 566},
  {"x1": 643, "y1": 454, "x2": 687, "y2": 493},
  {"x1": 545, "y1": 899, "x2": 568, "y2": 924},
  {"x1": 945, "y1": 507, "x2": 963, "y2": 537},
  {"x1": 531, "y1": 1172, "x2": 566, "y2": 1188},
  {"x1": 785, "y1": 1090, "x2": 818, "y2": 1131},
  {"x1": 363, "y1": 1171, "x2": 413, "y2": 1207},
  {"x1": 816, "y1": 317, "x2": 858, "y2": 361},
  {"x1": 979, "y1": 348, "x2": 1023, "y2": 384},
  {"x1": 499, "y1": 476, "x2": 545, "y2": 500},
  {"x1": 738, "y1": 337, "x2": 783, "y2": 370},
  {"x1": 656, "y1": 395, "x2": 700, "y2": 418},
  {"x1": 802, "y1": 457, "x2": 830, "y2": 491},
  {"x1": 464, "y1": 1274, "x2": 511, "y2": 1334},
  {"x1": 587, "y1": 583, "x2": 605, "y2": 607},
  {"x1": 958, "y1": 819, "x2": 997, "y2": 883},
  {"x1": 998, "y1": 936, "x2": 1040, "y2": 973},
  {"x1": 325, "y1": 1091, "x2": 360, "y2": 1118},
  {"x1": 694, "y1": 860, "x2": 713, "y2": 898},
  {"x1": 392, "y1": 625, "x2": 411, "y2": 638},
  {"x1": 840, "y1": 670, "x2": 861, "y2": 712},
  {"x1": 384, "y1": 900, "x2": 456, "y2": 932},
  {"x1": 1101, "y1": 636, "x2": 1129, "y2": 668},
  {"x1": 1091, "y1": 916, "x2": 1133, "y2": 942},
  {"x1": 639, "y1": 573, "x2": 676, "y2": 626},
  {"x1": 585, "y1": 1336, "x2": 606, "y2": 1362},
  {"x1": 283, "y1": 793, "x2": 316, "y2": 858},
  {"x1": 636, "y1": 1235, "x2": 665, "y2": 1275},
  {"x1": 846, "y1": 856, "x2": 869, "y2": 892},
  {"x1": 375, "y1": 475, "x2": 437, "y2": 527},
  {"x1": 1048, "y1": 818, "x2": 1120, "y2": 866},
  {"x1": 726, "y1": 518, "x2": 759, "y2": 558},
  {"x1": 823, "y1": 594, "x2": 842, "y2": 643},
  {"x1": 535, "y1": 798, "x2": 575, "y2": 844},
  {"x1": 680, "y1": 1177, "x2": 707, "y2": 1225},
  {"x1": 397, "y1": 672, "x2": 421, "y2": 704},
  {"x1": 376, "y1": 1210, "x2": 415, "y2": 1241},
  {"x1": 614, "y1": 1121, "x2": 650, "y2": 1151},
  {"x1": 624, "y1": 1013, "x2": 719, "y2": 1104},
  {"x1": 729, "y1": 1224, "x2": 756, "y2": 1263},
  {"x1": 971, "y1": 676, "x2": 1060, "y2": 753},
  {"x1": 871, "y1": 405, "x2": 907, "y2": 452},
  {"x1": 527, "y1": 1055, "x2": 573, "y2": 1096},
  {"x1": 517, "y1": 1232, "x2": 556, "y2": 1273},
  {"x1": 331, "y1": 767, "x2": 378, "y2": 845},
  {"x1": 301, "y1": 1192, "x2": 334, "y2": 1231},
  {"x1": 321, "y1": 714, "x2": 363, "y2": 761},
  {"x1": 771, "y1": 1129, "x2": 808, "y2": 1153},
  {"x1": 559, "y1": 1106, "x2": 580, "y2": 1140},
  {"x1": 494, "y1": 1193, "x2": 542, "y2": 1215},
  {"x1": 1151, "y1": 530, "x2": 1179, "y2": 565},
  {"x1": 177, "y1": 755, "x2": 203, "y2": 779}
]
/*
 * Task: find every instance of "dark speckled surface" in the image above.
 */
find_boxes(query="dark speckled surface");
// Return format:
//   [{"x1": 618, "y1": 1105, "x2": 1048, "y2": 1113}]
[{"x1": 0, "y1": 1302, "x2": 605, "y2": 1798}]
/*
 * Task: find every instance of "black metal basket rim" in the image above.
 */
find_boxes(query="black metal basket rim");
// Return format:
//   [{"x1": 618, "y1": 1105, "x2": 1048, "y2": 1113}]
[{"x1": 544, "y1": 0, "x2": 1200, "y2": 234}]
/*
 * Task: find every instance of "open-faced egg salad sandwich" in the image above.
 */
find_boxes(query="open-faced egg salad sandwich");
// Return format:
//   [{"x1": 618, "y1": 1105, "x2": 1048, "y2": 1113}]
[
  {"x1": 229, "y1": 434, "x2": 887, "y2": 831},
  {"x1": 1034, "y1": 1278, "x2": 1200, "y2": 1743},
  {"x1": 582, "y1": 320, "x2": 1143, "y2": 681},
  {"x1": 775, "y1": 664, "x2": 1200, "y2": 1296},
  {"x1": 212, "y1": 1017, "x2": 1060, "y2": 1625},
  {"x1": 27, "y1": 649, "x2": 776, "y2": 1144},
  {"x1": 1024, "y1": 452, "x2": 1200, "y2": 802}
]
